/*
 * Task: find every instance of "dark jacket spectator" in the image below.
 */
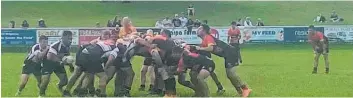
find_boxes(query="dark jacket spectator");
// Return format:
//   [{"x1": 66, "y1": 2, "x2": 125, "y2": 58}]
[
  {"x1": 38, "y1": 18, "x2": 47, "y2": 28},
  {"x1": 186, "y1": 18, "x2": 194, "y2": 33},
  {"x1": 172, "y1": 14, "x2": 182, "y2": 27},
  {"x1": 256, "y1": 18, "x2": 264, "y2": 26},
  {"x1": 107, "y1": 20, "x2": 112, "y2": 27},
  {"x1": 21, "y1": 20, "x2": 29, "y2": 28},
  {"x1": 194, "y1": 19, "x2": 201, "y2": 27},
  {"x1": 112, "y1": 16, "x2": 122, "y2": 27},
  {"x1": 9, "y1": 21, "x2": 15, "y2": 28}
]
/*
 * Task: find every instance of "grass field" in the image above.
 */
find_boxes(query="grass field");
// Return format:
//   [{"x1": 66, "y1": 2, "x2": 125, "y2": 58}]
[
  {"x1": 2, "y1": 44, "x2": 353, "y2": 97},
  {"x1": 2, "y1": 1, "x2": 353, "y2": 27}
]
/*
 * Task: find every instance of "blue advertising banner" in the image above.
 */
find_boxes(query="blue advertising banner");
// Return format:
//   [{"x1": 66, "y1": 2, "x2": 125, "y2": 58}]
[
  {"x1": 283, "y1": 27, "x2": 324, "y2": 42},
  {"x1": 1, "y1": 29, "x2": 37, "y2": 45}
]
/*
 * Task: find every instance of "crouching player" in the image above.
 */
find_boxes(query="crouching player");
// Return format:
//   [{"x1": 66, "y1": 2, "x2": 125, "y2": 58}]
[
  {"x1": 307, "y1": 25, "x2": 330, "y2": 74},
  {"x1": 15, "y1": 35, "x2": 49, "y2": 96},
  {"x1": 177, "y1": 44, "x2": 215, "y2": 97},
  {"x1": 76, "y1": 39, "x2": 116, "y2": 97},
  {"x1": 63, "y1": 30, "x2": 113, "y2": 97},
  {"x1": 105, "y1": 42, "x2": 135, "y2": 97},
  {"x1": 39, "y1": 31, "x2": 73, "y2": 97},
  {"x1": 196, "y1": 24, "x2": 251, "y2": 97}
]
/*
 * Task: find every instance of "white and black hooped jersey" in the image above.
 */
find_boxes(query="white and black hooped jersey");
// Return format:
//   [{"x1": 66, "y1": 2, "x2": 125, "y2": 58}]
[
  {"x1": 48, "y1": 41, "x2": 70, "y2": 56},
  {"x1": 24, "y1": 44, "x2": 41, "y2": 63}
]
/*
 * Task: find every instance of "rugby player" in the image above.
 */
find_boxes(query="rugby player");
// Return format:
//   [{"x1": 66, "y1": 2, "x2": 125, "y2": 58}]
[
  {"x1": 177, "y1": 44, "x2": 215, "y2": 97},
  {"x1": 138, "y1": 29, "x2": 156, "y2": 92},
  {"x1": 76, "y1": 37, "x2": 116, "y2": 97},
  {"x1": 104, "y1": 41, "x2": 136, "y2": 97},
  {"x1": 15, "y1": 35, "x2": 49, "y2": 96},
  {"x1": 195, "y1": 24, "x2": 251, "y2": 97},
  {"x1": 307, "y1": 25, "x2": 330, "y2": 74},
  {"x1": 228, "y1": 21, "x2": 243, "y2": 64},
  {"x1": 62, "y1": 30, "x2": 113, "y2": 97},
  {"x1": 39, "y1": 31, "x2": 73, "y2": 97}
]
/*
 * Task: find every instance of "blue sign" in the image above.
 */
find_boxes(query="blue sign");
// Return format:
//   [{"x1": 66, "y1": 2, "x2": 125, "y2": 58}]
[
  {"x1": 1, "y1": 29, "x2": 37, "y2": 45},
  {"x1": 283, "y1": 27, "x2": 324, "y2": 42}
]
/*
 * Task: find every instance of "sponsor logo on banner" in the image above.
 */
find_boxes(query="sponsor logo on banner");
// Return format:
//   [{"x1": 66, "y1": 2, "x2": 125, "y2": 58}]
[
  {"x1": 37, "y1": 30, "x2": 79, "y2": 45},
  {"x1": 240, "y1": 27, "x2": 284, "y2": 43},
  {"x1": 1, "y1": 29, "x2": 37, "y2": 45},
  {"x1": 283, "y1": 27, "x2": 324, "y2": 42},
  {"x1": 324, "y1": 27, "x2": 353, "y2": 42},
  {"x1": 167, "y1": 28, "x2": 221, "y2": 44},
  {"x1": 79, "y1": 29, "x2": 104, "y2": 45}
]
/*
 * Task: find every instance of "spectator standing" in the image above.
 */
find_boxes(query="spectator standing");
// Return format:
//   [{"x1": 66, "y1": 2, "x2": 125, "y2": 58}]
[
  {"x1": 107, "y1": 20, "x2": 112, "y2": 27},
  {"x1": 179, "y1": 14, "x2": 188, "y2": 27},
  {"x1": 9, "y1": 21, "x2": 15, "y2": 28},
  {"x1": 243, "y1": 17, "x2": 253, "y2": 26},
  {"x1": 38, "y1": 18, "x2": 47, "y2": 28},
  {"x1": 187, "y1": 4, "x2": 195, "y2": 17},
  {"x1": 162, "y1": 17, "x2": 173, "y2": 27},
  {"x1": 155, "y1": 19, "x2": 164, "y2": 28},
  {"x1": 256, "y1": 18, "x2": 264, "y2": 26},
  {"x1": 21, "y1": 20, "x2": 29, "y2": 28},
  {"x1": 112, "y1": 15, "x2": 122, "y2": 27},
  {"x1": 313, "y1": 14, "x2": 326, "y2": 23},
  {"x1": 236, "y1": 18, "x2": 243, "y2": 26},
  {"x1": 194, "y1": 19, "x2": 201, "y2": 28},
  {"x1": 186, "y1": 18, "x2": 194, "y2": 34},
  {"x1": 172, "y1": 14, "x2": 182, "y2": 27},
  {"x1": 111, "y1": 25, "x2": 120, "y2": 40}
]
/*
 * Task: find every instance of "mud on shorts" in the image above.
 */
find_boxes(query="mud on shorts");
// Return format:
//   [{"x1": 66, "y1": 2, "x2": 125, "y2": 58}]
[{"x1": 22, "y1": 61, "x2": 42, "y2": 76}]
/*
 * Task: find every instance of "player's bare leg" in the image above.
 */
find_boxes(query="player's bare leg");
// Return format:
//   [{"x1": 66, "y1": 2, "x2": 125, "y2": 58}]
[
  {"x1": 16, "y1": 74, "x2": 30, "y2": 96},
  {"x1": 122, "y1": 67, "x2": 135, "y2": 97},
  {"x1": 140, "y1": 65, "x2": 149, "y2": 91},
  {"x1": 313, "y1": 53, "x2": 321, "y2": 74},
  {"x1": 63, "y1": 66, "x2": 83, "y2": 97},
  {"x1": 197, "y1": 69, "x2": 210, "y2": 97},
  {"x1": 95, "y1": 72, "x2": 108, "y2": 97},
  {"x1": 39, "y1": 74, "x2": 51, "y2": 96},
  {"x1": 78, "y1": 73, "x2": 93, "y2": 97},
  {"x1": 210, "y1": 72, "x2": 225, "y2": 95},
  {"x1": 226, "y1": 66, "x2": 251, "y2": 97},
  {"x1": 105, "y1": 65, "x2": 116, "y2": 84},
  {"x1": 323, "y1": 53, "x2": 330, "y2": 74},
  {"x1": 178, "y1": 72, "x2": 196, "y2": 91},
  {"x1": 147, "y1": 66, "x2": 155, "y2": 91},
  {"x1": 55, "y1": 72, "x2": 68, "y2": 93}
]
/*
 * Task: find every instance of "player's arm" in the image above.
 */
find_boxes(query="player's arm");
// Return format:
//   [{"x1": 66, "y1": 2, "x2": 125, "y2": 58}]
[
  {"x1": 307, "y1": 35, "x2": 317, "y2": 50},
  {"x1": 135, "y1": 38, "x2": 155, "y2": 49},
  {"x1": 90, "y1": 37, "x2": 100, "y2": 44},
  {"x1": 47, "y1": 47, "x2": 64, "y2": 63},
  {"x1": 104, "y1": 48, "x2": 120, "y2": 69},
  {"x1": 319, "y1": 34, "x2": 327, "y2": 53},
  {"x1": 227, "y1": 29, "x2": 231, "y2": 44}
]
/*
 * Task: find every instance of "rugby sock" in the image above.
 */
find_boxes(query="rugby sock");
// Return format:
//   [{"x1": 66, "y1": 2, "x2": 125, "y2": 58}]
[
  {"x1": 312, "y1": 67, "x2": 318, "y2": 73},
  {"x1": 148, "y1": 84, "x2": 154, "y2": 91},
  {"x1": 325, "y1": 68, "x2": 329, "y2": 73},
  {"x1": 216, "y1": 83, "x2": 224, "y2": 90}
]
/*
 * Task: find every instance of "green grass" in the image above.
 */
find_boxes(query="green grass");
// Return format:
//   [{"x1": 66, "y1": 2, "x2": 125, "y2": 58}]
[
  {"x1": 2, "y1": 1, "x2": 353, "y2": 27},
  {"x1": 2, "y1": 44, "x2": 353, "y2": 97}
]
